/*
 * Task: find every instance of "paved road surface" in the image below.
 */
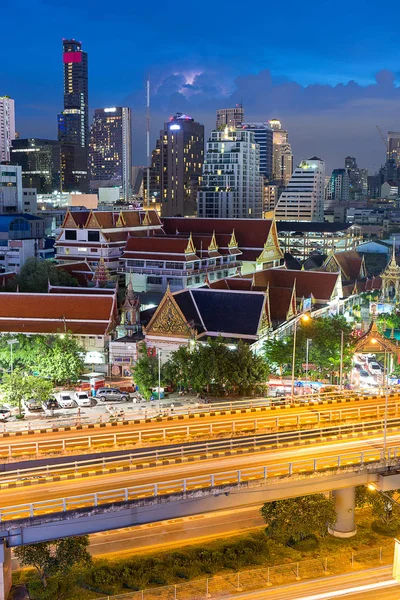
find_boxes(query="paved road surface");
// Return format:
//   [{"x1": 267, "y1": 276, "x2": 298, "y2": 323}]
[{"x1": 226, "y1": 567, "x2": 400, "y2": 599}]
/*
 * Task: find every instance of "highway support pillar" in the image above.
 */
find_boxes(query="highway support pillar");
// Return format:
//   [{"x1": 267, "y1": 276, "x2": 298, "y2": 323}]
[
  {"x1": 0, "y1": 542, "x2": 11, "y2": 600},
  {"x1": 328, "y1": 487, "x2": 357, "y2": 538}
]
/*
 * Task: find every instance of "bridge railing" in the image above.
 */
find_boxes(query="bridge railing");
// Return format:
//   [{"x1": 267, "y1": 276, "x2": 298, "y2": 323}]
[
  {"x1": 0, "y1": 416, "x2": 398, "y2": 484},
  {"x1": 0, "y1": 446, "x2": 391, "y2": 522},
  {"x1": 1, "y1": 401, "x2": 400, "y2": 462}
]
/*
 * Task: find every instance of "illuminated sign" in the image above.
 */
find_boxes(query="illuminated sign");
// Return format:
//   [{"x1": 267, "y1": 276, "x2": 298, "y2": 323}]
[
  {"x1": 63, "y1": 52, "x2": 82, "y2": 63},
  {"x1": 104, "y1": 107, "x2": 117, "y2": 113},
  {"x1": 169, "y1": 124, "x2": 181, "y2": 130}
]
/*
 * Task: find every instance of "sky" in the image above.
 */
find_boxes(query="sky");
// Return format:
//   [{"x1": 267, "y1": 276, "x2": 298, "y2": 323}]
[{"x1": 3, "y1": 0, "x2": 400, "y2": 173}]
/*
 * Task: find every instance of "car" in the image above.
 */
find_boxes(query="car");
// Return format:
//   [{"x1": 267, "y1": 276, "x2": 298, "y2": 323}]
[
  {"x1": 22, "y1": 399, "x2": 44, "y2": 413},
  {"x1": 96, "y1": 387, "x2": 129, "y2": 402},
  {"x1": 358, "y1": 370, "x2": 378, "y2": 387},
  {"x1": 0, "y1": 406, "x2": 11, "y2": 421},
  {"x1": 42, "y1": 397, "x2": 60, "y2": 411},
  {"x1": 359, "y1": 369, "x2": 370, "y2": 378},
  {"x1": 74, "y1": 391, "x2": 92, "y2": 407},
  {"x1": 368, "y1": 362, "x2": 382, "y2": 375},
  {"x1": 56, "y1": 392, "x2": 76, "y2": 409}
]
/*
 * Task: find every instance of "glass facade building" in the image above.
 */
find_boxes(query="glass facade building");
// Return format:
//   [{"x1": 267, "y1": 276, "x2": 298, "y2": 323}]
[{"x1": 10, "y1": 138, "x2": 61, "y2": 194}]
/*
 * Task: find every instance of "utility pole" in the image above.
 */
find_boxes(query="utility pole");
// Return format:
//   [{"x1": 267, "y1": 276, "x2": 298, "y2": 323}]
[{"x1": 146, "y1": 78, "x2": 151, "y2": 207}]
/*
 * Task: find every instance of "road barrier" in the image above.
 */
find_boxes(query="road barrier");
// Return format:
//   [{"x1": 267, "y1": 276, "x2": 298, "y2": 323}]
[
  {"x1": 0, "y1": 446, "x2": 393, "y2": 522},
  {"x1": 0, "y1": 415, "x2": 399, "y2": 485},
  {"x1": 1, "y1": 401, "x2": 400, "y2": 461}
]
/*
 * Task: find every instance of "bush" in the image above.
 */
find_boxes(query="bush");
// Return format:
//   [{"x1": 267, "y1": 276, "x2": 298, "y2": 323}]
[
  {"x1": 86, "y1": 564, "x2": 121, "y2": 595},
  {"x1": 289, "y1": 535, "x2": 320, "y2": 552},
  {"x1": 371, "y1": 519, "x2": 400, "y2": 537}
]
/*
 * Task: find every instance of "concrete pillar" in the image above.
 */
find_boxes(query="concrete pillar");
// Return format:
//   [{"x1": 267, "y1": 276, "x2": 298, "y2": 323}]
[
  {"x1": 328, "y1": 487, "x2": 357, "y2": 538},
  {"x1": 0, "y1": 543, "x2": 11, "y2": 600}
]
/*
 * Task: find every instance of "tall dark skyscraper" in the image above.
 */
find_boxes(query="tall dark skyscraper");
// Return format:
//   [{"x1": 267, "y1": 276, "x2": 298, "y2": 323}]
[
  {"x1": 11, "y1": 138, "x2": 61, "y2": 193},
  {"x1": 57, "y1": 39, "x2": 89, "y2": 192},
  {"x1": 159, "y1": 113, "x2": 204, "y2": 217},
  {"x1": 89, "y1": 107, "x2": 132, "y2": 201}
]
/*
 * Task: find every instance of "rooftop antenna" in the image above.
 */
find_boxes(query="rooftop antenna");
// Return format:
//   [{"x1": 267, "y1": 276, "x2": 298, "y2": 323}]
[{"x1": 146, "y1": 78, "x2": 151, "y2": 208}]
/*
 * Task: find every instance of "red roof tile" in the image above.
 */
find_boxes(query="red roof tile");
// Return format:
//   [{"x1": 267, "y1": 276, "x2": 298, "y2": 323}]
[{"x1": 249, "y1": 268, "x2": 339, "y2": 302}]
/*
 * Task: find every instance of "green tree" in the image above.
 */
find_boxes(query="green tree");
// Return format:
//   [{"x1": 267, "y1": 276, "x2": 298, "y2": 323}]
[
  {"x1": 34, "y1": 335, "x2": 85, "y2": 385},
  {"x1": 0, "y1": 368, "x2": 33, "y2": 416},
  {"x1": 133, "y1": 347, "x2": 161, "y2": 400},
  {"x1": 2, "y1": 257, "x2": 78, "y2": 293},
  {"x1": 263, "y1": 338, "x2": 292, "y2": 375},
  {"x1": 14, "y1": 535, "x2": 91, "y2": 590},
  {"x1": 260, "y1": 494, "x2": 337, "y2": 544},
  {"x1": 356, "y1": 485, "x2": 400, "y2": 525}
]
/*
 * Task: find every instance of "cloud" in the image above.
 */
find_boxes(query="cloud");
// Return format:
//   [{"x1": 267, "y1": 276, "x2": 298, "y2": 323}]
[{"x1": 126, "y1": 68, "x2": 399, "y2": 171}]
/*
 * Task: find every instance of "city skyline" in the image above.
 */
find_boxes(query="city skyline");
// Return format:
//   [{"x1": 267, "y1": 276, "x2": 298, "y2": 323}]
[{"x1": 2, "y1": 0, "x2": 400, "y2": 174}]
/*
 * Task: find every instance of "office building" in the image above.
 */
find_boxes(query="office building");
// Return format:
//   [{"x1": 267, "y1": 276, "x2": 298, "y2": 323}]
[
  {"x1": 57, "y1": 39, "x2": 89, "y2": 193},
  {"x1": 216, "y1": 105, "x2": 244, "y2": 129},
  {"x1": 89, "y1": 107, "x2": 132, "y2": 201},
  {"x1": 10, "y1": 138, "x2": 61, "y2": 194},
  {"x1": 0, "y1": 96, "x2": 15, "y2": 162},
  {"x1": 325, "y1": 168, "x2": 350, "y2": 208},
  {"x1": 159, "y1": 113, "x2": 204, "y2": 217},
  {"x1": 388, "y1": 132, "x2": 400, "y2": 168},
  {"x1": 0, "y1": 164, "x2": 23, "y2": 213},
  {"x1": 241, "y1": 122, "x2": 273, "y2": 178},
  {"x1": 197, "y1": 128, "x2": 263, "y2": 219},
  {"x1": 275, "y1": 157, "x2": 325, "y2": 222},
  {"x1": 269, "y1": 119, "x2": 293, "y2": 185}
]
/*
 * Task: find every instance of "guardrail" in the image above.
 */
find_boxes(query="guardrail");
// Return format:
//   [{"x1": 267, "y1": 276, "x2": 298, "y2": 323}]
[
  {"x1": 0, "y1": 416, "x2": 399, "y2": 484},
  {"x1": 1, "y1": 401, "x2": 400, "y2": 461},
  {"x1": 0, "y1": 447, "x2": 392, "y2": 522}
]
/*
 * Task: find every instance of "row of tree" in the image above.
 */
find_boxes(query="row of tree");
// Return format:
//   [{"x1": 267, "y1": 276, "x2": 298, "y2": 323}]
[
  {"x1": 134, "y1": 338, "x2": 270, "y2": 399},
  {"x1": 0, "y1": 257, "x2": 78, "y2": 293}
]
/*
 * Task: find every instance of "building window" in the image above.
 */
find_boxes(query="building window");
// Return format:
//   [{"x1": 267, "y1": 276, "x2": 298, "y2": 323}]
[
  {"x1": 88, "y1": 231, "x2": 100, "y2": 242},
  {"x1": 147, "y1": 276, "x2": 162, "y2": 285},
  {"x1": 65, "y1": 230, "x2": 77, "y2": 240}
]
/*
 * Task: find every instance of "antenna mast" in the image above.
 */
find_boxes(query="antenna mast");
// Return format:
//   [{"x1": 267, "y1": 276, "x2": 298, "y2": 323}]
[{"x1": 146, "y1": 78, "x2": 151, "y2": 208}]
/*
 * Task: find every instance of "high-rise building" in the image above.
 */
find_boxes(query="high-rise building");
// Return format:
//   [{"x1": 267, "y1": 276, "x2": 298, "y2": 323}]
[
  {"x1": 345, "y1": 156, "x2": 368, "y2": 198},
  {"x1": 0, "y1": 96, "x2": 15, "y2": 162},
  {"x1": 275, "y1": 157, "x2": 325, "y2": 222},
  {"x1": 143, "y1": 140, "x2": 162, "y2": 204},
  {"x1": 160, "y1": 113, "x2": 204, "y2": 217},
  {"x1": 197, "y1": 128, "x2": 263, "y2": 219},
  {"x1": 241, "y1": 122, "x2": 273, "y2": 178},
  {"x1": 0, "y1": 164, "x2": 23, "y2": 213},
  {"x1": 387, "y1": 132, "x2": 400, "y2": 168},
  {"x1": 89, "y1": 107, "x2": 132, "y2": 201},
  {"x1": 268, "y1": 119, "x2": 293, "y2": 186},
  {"x1": 216, "y1": 105, "x2": 244, "y2": 129},
  {"x1": 10, "y1": 138, "x2": 61, "y2": 194},
  {"x1": 325, "y1": 168, "x2": 350, "y2": 209},
  {"x1": 57, "y1": 39, "x2": 89, "y2": 193}
]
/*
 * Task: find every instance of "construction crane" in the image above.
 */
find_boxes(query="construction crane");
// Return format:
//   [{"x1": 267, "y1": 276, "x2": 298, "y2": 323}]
[{"x1": 376, "y1": 125, "x2": 388, "y2": 151}]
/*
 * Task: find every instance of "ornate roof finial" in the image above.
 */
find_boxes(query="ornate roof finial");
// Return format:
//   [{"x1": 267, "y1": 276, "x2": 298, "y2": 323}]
[{"x1": 93, "y1": 257, "x2": 111, "y2": 287}]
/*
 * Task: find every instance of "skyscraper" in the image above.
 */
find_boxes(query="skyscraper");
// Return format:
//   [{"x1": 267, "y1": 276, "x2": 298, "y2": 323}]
[
  {"x1": 275, "y1": 157, "x2": 325, "y2": 222},
  {"x1": 57, "y1": 39, "x2": 89, "y2": 192},
  {"x1": 89, "y1": 107, "x2": 132, "y2": 201},
  {"x1": 197, "y1": 128, "x2": 263, "y2": 219},
  {"x1": 269, "y1": 119, "x2": 293, "y2": 186},
  {"x1": 0, "y1": 96, "x2": 15, "y2": 162},
  {"x1": 160, "y1": 113, "x2": 204, "y2": 217},
  {"x1": 241, "y1": 122, "x2": 273, "y2": 179},
  {"x1": 387, "y1": 132, "x2": 400, "y2": 168},
  {"x1": 10, "y1": 138, "x2": 61, "y2": 193},
  {"x1": 325, "y1": 168, "x2": 350, "y2": 209},
  {"x1": 216, "y1": 105, "x2": 244, "y2": 129}
]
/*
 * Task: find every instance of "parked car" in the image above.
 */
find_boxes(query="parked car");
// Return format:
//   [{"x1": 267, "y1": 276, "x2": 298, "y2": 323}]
[
  {"x1": 22, "y1": 399, "x2": 44, "y2": 413},
  {"x1": 56, "y1": 392, "x2": 76, "y2": 409},
  {"x1": 359, "y1": 369, "x2": 378, "y2": 387},
  {"x1": 96, "y1": 387, "x2": 129, "y2": 402},
  {"x1": 42, "y1": 397, "x2": 60, "y2": 411},
  {"x1": 368, "y1": 362, "x2": 382, "y2": 375},
  {"x1": 0, "y1": 406, "x2": 12, "y2": 421},
  {"x1": 74, "y1": 391, "x2": 92, "y2": 407}
]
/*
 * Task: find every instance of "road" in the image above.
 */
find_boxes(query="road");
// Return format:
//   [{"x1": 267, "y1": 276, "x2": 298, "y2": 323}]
[
  {"x1": 0, "y1": 429, "x2": 395, "y2": 519},
  {"x1": 226, "y1": 567, "x2": 400, "y2": 599}
]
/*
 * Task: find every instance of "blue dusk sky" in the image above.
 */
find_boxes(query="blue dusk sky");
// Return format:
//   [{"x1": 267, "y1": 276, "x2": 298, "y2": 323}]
[{"x1": 2, "y1": 0, "x2": 400, "y2": 172}]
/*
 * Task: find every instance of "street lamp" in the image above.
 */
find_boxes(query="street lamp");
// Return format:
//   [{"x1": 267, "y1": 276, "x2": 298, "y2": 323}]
[
  {"x1": 7, "y1": 339, "x2": 18, "y2": 374},
  {"x1": 291, "y1": 313, "x2": 311, "y2": 403},
  {"x1": 339, "y1": 330, "x2": 344, "y2": 392},
  {"x1": 305, "y1": 338, "x2": 312, "y2": 382},
  {"x1": 158, "y1": 348, "x2": 162, "y2": 415},
  {"x1": 371, "y1": 339, "x2": 390, "y2": 458}
]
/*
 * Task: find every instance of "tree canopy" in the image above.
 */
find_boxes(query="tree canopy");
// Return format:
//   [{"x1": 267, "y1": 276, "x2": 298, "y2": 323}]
[
  {"x1": 1, "y1": 257, "x2": 78, "y2": 293},
  {"x1": 260, "y1": 494, "x2": 337, "y2": 543},
  {"x1": 263, "y1": 315, "x2": 355, "y2": 381},
  {"x1": 133, "y1": 347, "x2": 160, "y2": 400},
  {"x1": 14, "y1": 536, "x2": 92, "y2": 590},
  {"x1": 356, "y1": 485, "x2": 400, "y2": 525},
  {"x1": 163, "y1": 338, "x2": 269, "y2": 395},
  {"x1": 0, "y1": 369, "x2": 53, "y2": 415}
]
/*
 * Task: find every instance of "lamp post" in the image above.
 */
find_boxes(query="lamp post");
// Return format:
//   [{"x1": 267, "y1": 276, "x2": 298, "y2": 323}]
[
  {"x1": 291, "y1": 314, "x2": 310, "y2": 403},
  {"x1": 339, "y1": 330, "x2": 344, "y2": 391},
  {"x1": 7, "y1": 339, "x2": 18, "y2": 374},
  {"x1": 371, "y1": 338, "x2": 389, "y2": 458},
  {"x1": 305, "y1": 338, "x2": 311, "y2": 382},
  {"x1": 158, "y1": 349, "x2": 162, "y2": 415}
]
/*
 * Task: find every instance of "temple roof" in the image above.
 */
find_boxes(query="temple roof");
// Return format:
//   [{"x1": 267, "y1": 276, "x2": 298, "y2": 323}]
[{"x1": 247, "y1": 268, "x2": 340, "y2": 302}]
